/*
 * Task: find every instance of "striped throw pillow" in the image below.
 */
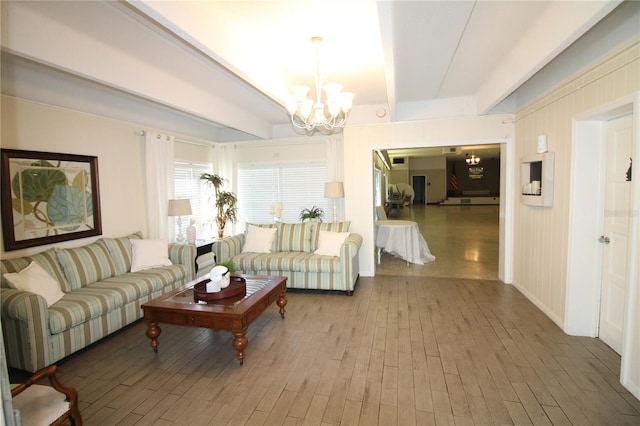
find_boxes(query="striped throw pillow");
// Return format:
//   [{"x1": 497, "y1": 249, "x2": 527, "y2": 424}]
[
  {"x1": 1, "y1": 248, "x2": 69, "y2": 292},
  {"x1": 276, "y1": 222, "x2": 312, "y2": 252},
  {"x1": 1, "y1": 257, "x2": 31, "y2": 289},
  {"x1": 55, "y1": 242, "x2": 117, "y2": 290},
  {"x1": 99, "y1": 231, "x2": 143, "y2": 275},
  {"x1": 30, "y1": 248, "x2": 70, "y2": 293}
]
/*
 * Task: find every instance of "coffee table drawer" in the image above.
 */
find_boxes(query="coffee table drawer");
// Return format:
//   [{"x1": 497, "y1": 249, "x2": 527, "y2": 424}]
[{"x1": 146, "y1": 311, "x2": 232, "y2": 329}]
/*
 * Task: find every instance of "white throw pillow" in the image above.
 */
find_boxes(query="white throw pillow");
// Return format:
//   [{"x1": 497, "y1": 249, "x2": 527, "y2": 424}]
[
  {"x1": 314, "y1": 230, "x2": 350, "y2": 257},
  {"x1": 242, "y1": 224, "x2": 277, "y2": 253},
  {"x1": 130, "y1": 239, "x2": 172, "y2": 272},
  {"x1": 4, "y1": 261, "x2": 65, "y2": 307}
]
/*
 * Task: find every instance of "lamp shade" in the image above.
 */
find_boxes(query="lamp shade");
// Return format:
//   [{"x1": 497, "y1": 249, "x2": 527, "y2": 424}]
[
  {"x1": 324, "y1": 181, "x2": 344, "y2": 198},
  {"x1": 168, "y1": 199, "x2": 192, "y2": 216}
]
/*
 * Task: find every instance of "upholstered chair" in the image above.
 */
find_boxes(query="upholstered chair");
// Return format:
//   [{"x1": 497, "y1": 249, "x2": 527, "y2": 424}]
[{"x1": 10, "y1": 365, "x2": 82, "y2": 426}]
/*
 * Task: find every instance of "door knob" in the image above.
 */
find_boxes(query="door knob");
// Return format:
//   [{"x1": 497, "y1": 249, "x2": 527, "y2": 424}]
[{"x1": 599, "y1": 235, "x2": 610, "y2": 244}]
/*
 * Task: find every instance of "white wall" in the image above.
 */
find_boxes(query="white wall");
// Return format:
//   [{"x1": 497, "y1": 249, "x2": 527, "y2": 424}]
[
  {"x1": 0, "y1": 95, "x2": 215, "y2": 259},
  {"x1": 409, "y1": 156, "x2": 447, "y2": 203},
  {"x1": 513, "y1": 42, "x2": 639, "y2": 399},
  {"x1": 174, "y1": 141, "x2": 215, "y2": 165},
  {"x1": 343, "y1": 116, "x2": 514, "y2": 277},
  {"x1": 234, "y1": 137, "x2": 326, "y2": 164}
]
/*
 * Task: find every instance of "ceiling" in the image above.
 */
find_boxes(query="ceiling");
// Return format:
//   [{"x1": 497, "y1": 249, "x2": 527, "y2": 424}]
[{"x1": 0, "y1": 1, "x2": 625, "y2": 143}]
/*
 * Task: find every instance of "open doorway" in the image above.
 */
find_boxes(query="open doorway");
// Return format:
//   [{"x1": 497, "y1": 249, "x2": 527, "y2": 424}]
[
  {"x1": 411, "y1": 175, "x2": 426, "y2": 204},
  {"x1": 375, "y1": 144, "x2": 502, "y2": 280}
]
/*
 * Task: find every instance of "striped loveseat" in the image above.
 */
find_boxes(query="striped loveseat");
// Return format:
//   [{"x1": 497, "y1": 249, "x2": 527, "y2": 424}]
[
  {"x1": 213, "y1": 221, "x2": 362, "y2": 295},
  {"x1": 0, "y1": 232, "x2": 195, "y2": 372}
]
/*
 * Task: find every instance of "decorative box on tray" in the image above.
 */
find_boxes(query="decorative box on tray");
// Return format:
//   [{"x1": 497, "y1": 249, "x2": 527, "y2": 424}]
[{"x1": 193, "y1": 275, "x2": 246, "y2": 303}]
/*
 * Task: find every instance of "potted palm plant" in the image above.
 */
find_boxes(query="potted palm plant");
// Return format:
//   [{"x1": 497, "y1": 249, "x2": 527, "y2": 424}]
[
  {"x1": 200, "y1": 173, "x2": 238, "y2": 239},
  {"x1": 299, "y1": 206, "x2": 324, "y2": 222}
]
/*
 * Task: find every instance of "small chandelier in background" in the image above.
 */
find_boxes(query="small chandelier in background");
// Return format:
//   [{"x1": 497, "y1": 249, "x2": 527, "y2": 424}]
[
  {"x1": 285, "y1": 37, "x2": 355, "y2": 135},
  {"x1": 466, "y1": 153, "x2": 480, "y2": 165}
]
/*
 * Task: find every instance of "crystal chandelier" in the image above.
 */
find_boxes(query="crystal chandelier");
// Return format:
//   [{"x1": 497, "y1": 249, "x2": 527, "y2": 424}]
[
  {"x1": 285, "y1": 37, "x2": 355, "y2": 135},
  {"x1": 466, "y1": 154, "x2": 480, "y2": 165}
]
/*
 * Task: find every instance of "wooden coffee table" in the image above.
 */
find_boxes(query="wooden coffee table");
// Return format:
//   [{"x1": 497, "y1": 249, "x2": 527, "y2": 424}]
[{"x1": 141, "y1": 275, "x2": 287, "y2": 365}]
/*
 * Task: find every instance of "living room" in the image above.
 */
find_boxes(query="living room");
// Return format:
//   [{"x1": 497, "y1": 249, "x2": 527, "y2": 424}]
[{"x1": 2, "y1": 1, "x2": 640, "y2": 425}]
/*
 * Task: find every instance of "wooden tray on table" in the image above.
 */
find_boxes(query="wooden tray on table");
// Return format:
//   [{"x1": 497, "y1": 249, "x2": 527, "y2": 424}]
[{"x1": 193, "y1": 276, "x2": 246, "y2": 303}]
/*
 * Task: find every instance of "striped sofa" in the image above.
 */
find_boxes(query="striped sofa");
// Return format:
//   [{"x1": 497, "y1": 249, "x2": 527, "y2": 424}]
[
  {"x1": 0, "y1": 233, "x2": 196, "y2": 372},
  {"x1": 213, "y1": 222, "x2": 362, "y2": 295}
]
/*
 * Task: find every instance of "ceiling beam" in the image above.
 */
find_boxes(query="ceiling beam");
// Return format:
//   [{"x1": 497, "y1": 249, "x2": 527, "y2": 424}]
[
  {"x1": 1, "y1": 1, "x2": 282, "y2": 140},
  {"x1": 476, "y1": 0, "x2": 622, "y2": 114}
]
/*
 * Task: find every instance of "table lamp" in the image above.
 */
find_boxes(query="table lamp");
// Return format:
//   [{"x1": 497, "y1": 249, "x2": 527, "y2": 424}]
[
  {"x1": 324, "y1": 181, "x2": 344, "y2": 223},
  {"x1": 168, "y1": 199, "x2": 192, "y2": 243}
]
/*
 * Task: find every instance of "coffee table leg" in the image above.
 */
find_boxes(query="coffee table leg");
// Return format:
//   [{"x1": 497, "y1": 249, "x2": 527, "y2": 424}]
[
  {"x1": 277, "y1": 291, "x2": 287, "y2": 319},
  {"x1": 232, "y1": 327, "x2": 248, "y2": 365},
  {"x1": 145, "y1": 320, "x2": 161, "y2": 353}
]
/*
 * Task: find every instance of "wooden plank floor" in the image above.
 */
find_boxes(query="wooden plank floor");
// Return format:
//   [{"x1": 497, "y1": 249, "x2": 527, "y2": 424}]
[
  {"x1": 9, "y1": 207, "x2": 639, "y2": 424},
  {"x1": 20, "y1": 275, "x2": 639, "y2": 425}
]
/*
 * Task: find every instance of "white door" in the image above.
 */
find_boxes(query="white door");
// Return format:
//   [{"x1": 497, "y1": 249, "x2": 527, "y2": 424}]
[{"x1": 599, "y1": 114, "x2": 633, "y2": 354}]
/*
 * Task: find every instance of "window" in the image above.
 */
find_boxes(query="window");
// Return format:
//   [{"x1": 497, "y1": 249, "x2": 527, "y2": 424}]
[
  {"x1": 237, "y1": 161, "x2": 329, "y2": 227},
  {"x1": 174, "y1": 162, "x2": 213, "y2": 241}
]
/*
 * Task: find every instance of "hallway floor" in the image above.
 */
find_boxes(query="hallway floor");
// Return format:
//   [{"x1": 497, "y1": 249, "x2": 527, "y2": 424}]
[{"x1": 376, "y1": 204, "x2": 500, "y2": 280}]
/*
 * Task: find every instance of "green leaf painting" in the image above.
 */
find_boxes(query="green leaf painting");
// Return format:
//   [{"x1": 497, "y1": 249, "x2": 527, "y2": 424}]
[
  {"x1": 11, "y1": 160, "x2": 67, "y2": 202},
  {"x1": 47, "y1": 185, "x2": 94, "y2": 231},
  {"x1": 1, "y1": 149, "x2": 101, "y2": 250},
  {"x1": 10, "y1": 160, "x2": 94, "y2": 237}
]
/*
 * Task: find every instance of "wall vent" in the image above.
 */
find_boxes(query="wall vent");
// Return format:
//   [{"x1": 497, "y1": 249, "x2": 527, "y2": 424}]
[
  {"x1": 392, "y1": 157, "x2": 405, "y2": 164},
  {"x1": 442, "y1": 147, "x2": 461, "y2": 155}
]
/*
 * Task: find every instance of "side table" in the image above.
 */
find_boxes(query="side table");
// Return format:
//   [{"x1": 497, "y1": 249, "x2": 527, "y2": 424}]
[{"x1": 192, "y1": 239, "x2": 216, "y2": 273}]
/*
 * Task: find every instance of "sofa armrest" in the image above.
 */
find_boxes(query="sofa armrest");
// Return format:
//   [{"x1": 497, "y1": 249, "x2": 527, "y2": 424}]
[
  {"x1": 341, "y1": 233, "x2": 363, "y2": 260},
  {"x1": 340, "y1": 233, "x2": 363, "y2": 293},
  {"x1": 1, "y1": 288, "x2": 49, "y2": 322},
  {"x1": 1, "y1": 288, "x2": 52, "y2": 372},
  {"x1": 168, "y1": 243, "x2": 196, "y2": 281},
  {"x1": 212, "y1": 234, "x2": 245, "y2": 263}
]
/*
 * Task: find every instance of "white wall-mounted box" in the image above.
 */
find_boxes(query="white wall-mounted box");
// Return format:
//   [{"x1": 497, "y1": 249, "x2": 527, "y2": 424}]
[{"x1": 520, "y1": 152, "x2": 554, "y2": 207}]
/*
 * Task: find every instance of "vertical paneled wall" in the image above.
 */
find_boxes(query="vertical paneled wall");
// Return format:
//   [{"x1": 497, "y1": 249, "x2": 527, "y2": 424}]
[{"x1": 512, "y1": 42, "x2": 640, "y2": 324}]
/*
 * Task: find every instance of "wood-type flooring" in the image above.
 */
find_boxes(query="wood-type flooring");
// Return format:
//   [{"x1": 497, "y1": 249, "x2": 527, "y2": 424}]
[{"x1": 10, "y1": 205, "x2": 640, "y2": 425}]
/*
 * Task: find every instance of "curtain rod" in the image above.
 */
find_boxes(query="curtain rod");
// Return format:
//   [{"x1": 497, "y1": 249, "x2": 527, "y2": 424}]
[{"x1": 139, "y1": 130, "x2": 215, "y2": 148}]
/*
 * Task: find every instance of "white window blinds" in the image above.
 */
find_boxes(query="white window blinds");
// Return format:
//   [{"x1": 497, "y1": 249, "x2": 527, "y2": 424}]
[
  {"x1": 174, "y1": 162, "x2": 213, "y2": 240},
  {"x1": 237, "y1": 162, "x2": 329, "y2": 227}
]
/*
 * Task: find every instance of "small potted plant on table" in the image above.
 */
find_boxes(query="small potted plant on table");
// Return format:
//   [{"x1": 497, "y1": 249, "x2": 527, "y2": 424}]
[{"x1": 299, "y1": 206, "x2": 324, "y2": 222}]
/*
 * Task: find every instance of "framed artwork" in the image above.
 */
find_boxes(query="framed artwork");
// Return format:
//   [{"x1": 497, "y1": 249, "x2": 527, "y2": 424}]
[{"x1": 1, "y1": 149, "x2": 102, "y2": 251}]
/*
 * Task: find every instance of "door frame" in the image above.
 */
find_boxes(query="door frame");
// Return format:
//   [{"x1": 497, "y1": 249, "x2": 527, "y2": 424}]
[
  {"x1": 369, "y1": 138, "x2": 513, "y2": 284},
  {"x1": 566, "y1": 93, "x2": 639, "y2": 396}
]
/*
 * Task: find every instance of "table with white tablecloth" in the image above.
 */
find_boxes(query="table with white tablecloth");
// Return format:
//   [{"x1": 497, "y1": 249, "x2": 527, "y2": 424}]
[{"x1": 375, "y1": 220, "x2": 436, "y2": 265}]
